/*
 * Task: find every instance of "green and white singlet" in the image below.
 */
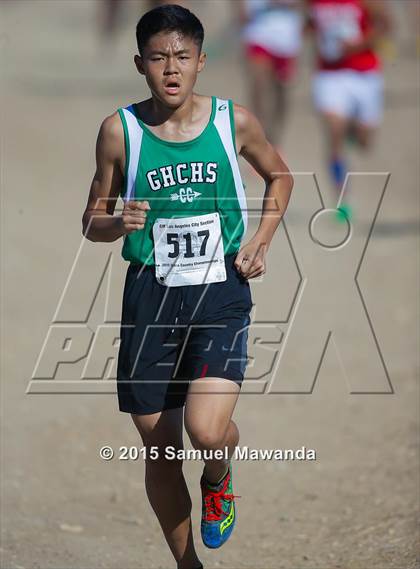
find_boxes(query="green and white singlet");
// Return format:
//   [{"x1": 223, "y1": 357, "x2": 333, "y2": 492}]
[{"x1": 117, "y1": 96, "x2": 248, "y2": 269}]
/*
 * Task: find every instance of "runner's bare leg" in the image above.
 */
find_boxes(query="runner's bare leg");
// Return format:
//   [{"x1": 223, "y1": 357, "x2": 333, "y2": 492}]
[
  {"x1": 131, "y1": 407, "x2": 202, "y2": 569},
  {"x1": 246, "y1": 55, "x2": 277, "y2": 144},
  {"x1": 185, "y1": 378, "x2": 240, "y2": 483}
]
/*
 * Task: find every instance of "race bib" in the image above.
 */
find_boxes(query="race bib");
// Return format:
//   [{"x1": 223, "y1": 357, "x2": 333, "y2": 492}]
[{"x1": 152, "y1": 212, "x2": 227, "y2": 287}]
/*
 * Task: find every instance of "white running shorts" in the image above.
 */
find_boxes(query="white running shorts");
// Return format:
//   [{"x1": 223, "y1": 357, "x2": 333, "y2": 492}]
[{"x1": 312, "y1": 70, "x2": 384, "y2": 126}]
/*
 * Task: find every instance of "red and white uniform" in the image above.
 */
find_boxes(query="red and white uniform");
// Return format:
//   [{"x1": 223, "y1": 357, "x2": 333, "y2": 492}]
[
  {"x1": 309, "y1": 0, "x2": 384, "y2": 125},
  {"x1": 242, "y1": 0, "x2": 303, "y2": 82}
]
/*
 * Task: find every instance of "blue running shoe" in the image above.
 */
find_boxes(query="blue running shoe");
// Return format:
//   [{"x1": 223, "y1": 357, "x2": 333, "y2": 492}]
[{"x1": 200, "y1": 463, "x2": 240, "y2": 549}]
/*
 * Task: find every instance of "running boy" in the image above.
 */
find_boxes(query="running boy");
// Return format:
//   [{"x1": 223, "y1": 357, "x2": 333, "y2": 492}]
[
  {"x1": 307, "y1": 0, "x2": 391, "y2": 219},
  {"x1": 82, "y1": 4, "x2": 293, "y2": 568},
  {"x1": 238, "y1": 0, "x2": 303, "y2": 144}
]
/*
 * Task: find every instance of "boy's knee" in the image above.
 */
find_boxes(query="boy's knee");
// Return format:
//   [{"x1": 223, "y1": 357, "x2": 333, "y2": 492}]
[
  {"x1": 145, "y1": 447, "x2": 184, "y2": 478},
  {"x1": 186, "y1": 424, "x2": 226, "y2": 451}
]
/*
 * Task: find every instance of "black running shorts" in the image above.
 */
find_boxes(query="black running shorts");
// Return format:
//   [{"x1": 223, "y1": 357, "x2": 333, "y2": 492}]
[{"x1": 116, "y1": 253, "x2": 253, "y2": 415}]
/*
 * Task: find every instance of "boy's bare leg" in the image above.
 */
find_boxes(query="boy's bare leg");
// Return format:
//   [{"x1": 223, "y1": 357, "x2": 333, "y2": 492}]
[
  {"x1": 322, "y1": 112, "x2": 348, "y2": 160},
  {"x1": 273, "y1": 76, "x2": 290, "y2": 145},
  {"x1": 354, "y1": 121, "x2": 376, "y2": 150},
  {"x1": 320, "y1": 112, "x2": 349, "y2": 192},
  {"x1": 131, "y1": 407, "x2": 202, "y2": 569},
  {"x1": 247, "y1": 56, "x2": 277, "y2": 144},
  {"x1": 184, "y1": 378, "x2": 241, "y2": 482}
]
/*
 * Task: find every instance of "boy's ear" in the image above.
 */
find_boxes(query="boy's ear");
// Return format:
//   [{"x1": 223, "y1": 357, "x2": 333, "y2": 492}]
[
  {"x1": 197, "y1": 51, "x2": 206, "y2": 74},
  {"x1": 134, "y1": 54, "x2": 145, "y2": 75}
]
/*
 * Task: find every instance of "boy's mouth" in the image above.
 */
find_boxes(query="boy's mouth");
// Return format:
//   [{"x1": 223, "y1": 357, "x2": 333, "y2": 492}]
[{"x1": 164, "y1": 81, "x2": 180, "y2": 95}]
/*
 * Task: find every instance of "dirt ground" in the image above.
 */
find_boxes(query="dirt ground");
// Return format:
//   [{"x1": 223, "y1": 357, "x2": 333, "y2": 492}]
[{"x1": 1, "y1": 2, "x2": 419, "y2": 569}]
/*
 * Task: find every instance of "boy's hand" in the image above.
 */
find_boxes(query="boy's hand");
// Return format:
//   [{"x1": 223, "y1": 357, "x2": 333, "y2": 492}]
[
  {"x1": 234, "y1": 240, "x2": 267, "y2": 280},
  {"x1": 121, "y1": 200, "x2": 150, "y2": 234}
]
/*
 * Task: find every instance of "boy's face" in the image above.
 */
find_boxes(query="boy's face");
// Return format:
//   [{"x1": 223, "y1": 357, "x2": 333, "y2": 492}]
[{"x1": 135, "y1": 31, "x2": 206, "y2": 107}]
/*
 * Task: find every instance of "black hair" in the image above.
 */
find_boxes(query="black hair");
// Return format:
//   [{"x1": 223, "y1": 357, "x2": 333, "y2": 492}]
[{"x1": 136, "y1": 4, "x2": 204, "y2": 56}]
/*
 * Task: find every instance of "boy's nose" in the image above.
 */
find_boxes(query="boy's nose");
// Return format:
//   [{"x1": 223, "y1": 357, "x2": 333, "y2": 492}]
[{"x1": 164, "y1": 56, "x2": 178, "y2": 72}]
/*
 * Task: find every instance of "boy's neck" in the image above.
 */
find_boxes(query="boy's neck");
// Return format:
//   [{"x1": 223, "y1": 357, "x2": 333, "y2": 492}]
[{"x1": 140, "y1": 92, "x2": 199, "y2": 127}]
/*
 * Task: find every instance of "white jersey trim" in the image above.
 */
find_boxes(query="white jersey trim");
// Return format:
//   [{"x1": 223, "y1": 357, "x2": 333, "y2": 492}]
[
  {"x1": 213, "y1": 98, "x2": 248, "y2": 236},
  {"x1": 121, "y1": 105, "x2": 143, "y2": 201}
]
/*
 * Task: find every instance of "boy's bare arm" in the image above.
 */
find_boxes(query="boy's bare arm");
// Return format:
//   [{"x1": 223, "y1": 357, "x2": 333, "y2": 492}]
[
  {"x1": 82, "y1": 113, "x2": 149, "y2": 243},
  {"x1": 233, "y1": 104, "x2": 294, "y2": 279},
  {"x1": 342, "y1": 0, "x2": 392, "y2": 56},
  {"x1": 364, "y1": 0, "x2": 392, "y2": 40}
]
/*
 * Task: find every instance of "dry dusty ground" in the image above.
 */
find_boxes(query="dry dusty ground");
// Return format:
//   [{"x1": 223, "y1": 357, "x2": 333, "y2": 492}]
[{"x1": 1, "y1": 2, "x2": 419, "y2": 569}]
